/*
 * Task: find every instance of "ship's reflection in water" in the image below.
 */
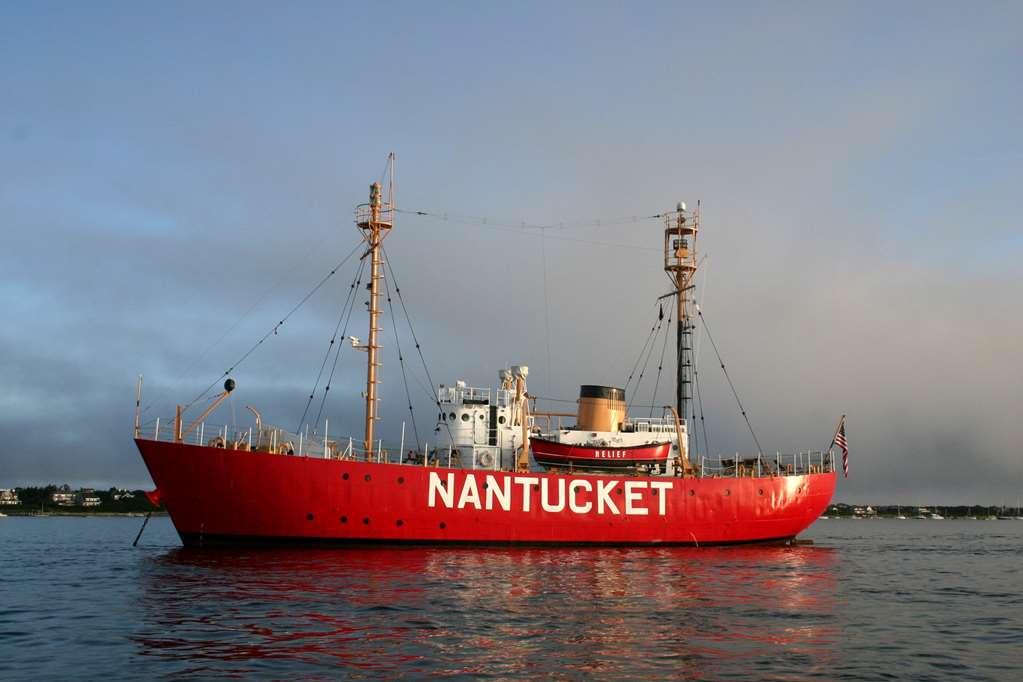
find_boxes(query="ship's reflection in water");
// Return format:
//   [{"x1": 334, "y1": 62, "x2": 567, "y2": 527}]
[{"x1": 134, "y1": 543, "x2": 839, "y2": 678}]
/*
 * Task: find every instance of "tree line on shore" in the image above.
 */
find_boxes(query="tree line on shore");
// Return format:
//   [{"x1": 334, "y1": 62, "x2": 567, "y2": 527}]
[
  {"x1": 828, "y1": 503, "x2": 1020, "y2": 518},
  {"x1": 3, "y1": 485, "x2": 160, "y2": 513}
]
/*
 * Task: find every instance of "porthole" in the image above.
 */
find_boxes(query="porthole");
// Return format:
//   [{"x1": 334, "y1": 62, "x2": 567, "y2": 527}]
[
  {"x1": 364, "y1": 474, "x2": 372, "y2": 482},
  {"x1": 724, "y1": 489, "x2": 731, "y2": 497},
  {"x1": 340, "y1": 515, "x2": 348, "y2": 523},
  {"x1": 397, "y1": 476, "x2": 405, "y2": 484},
  {"x1": 362, "y1": 517, "x2": 370, "y2": 525},
  {"x1": 758, "y1": 488, "x2": 764, "y2": 496},
  {"x1": 498, "y1": 416, "x2": 506, "y2": 424},
  {"x1": 461, "y1": 413, "x2": 470, "y2": 422},
  {"x1": 396, "y1": 519, "x2": 404, "y2": 527},
  {"x1": 306, "y1": 513, "x2": 314, "y2": 521},
  {"x1": 449, "y1": 412, "x2": 456, "y2": 420},
  {"x1": 439, "y1": 522, "x2": 447, "y2": 529},
  {"x1": 342, "y1": 472, "x2": 349, "y2": 480},
  {"x1": 479, "y1": 414, "x2": 485, "y2": 420},
  {"x1": 688, "y1": 489, "x2": 695, "y2": 496}
]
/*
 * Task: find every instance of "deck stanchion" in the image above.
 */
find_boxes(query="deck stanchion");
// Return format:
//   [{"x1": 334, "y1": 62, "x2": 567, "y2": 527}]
[
  {"x1": 324, "y1": 419, "x2": 329, "y2": 458},
  {"x1": 298, "y1": 431, "x2": 303, "y2": 457},
  {"x1": 399, "y1": 422, "x2": 405, "y2": 465},
  {"x1": 154, "y1": 418, "x2": 160, "y2": 441}
]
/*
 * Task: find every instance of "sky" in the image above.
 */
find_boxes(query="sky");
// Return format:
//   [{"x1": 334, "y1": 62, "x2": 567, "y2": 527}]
[{"x1": 1, "y1": 1, "x2": 1021, "y2": 504}]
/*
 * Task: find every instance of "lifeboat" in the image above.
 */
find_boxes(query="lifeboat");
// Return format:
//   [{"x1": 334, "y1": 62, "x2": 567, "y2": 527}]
[
  {"x1": 531, "y1": 437, "x2": 672, "y2": 471},
  {"x1": 531, "y1": 385, "x2": 679, "y2": 473}
]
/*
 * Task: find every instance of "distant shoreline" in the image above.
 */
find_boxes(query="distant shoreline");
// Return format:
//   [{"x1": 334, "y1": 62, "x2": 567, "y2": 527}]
[{"x1": 1, "y1": 511, "x2": 168, "y2": 517}]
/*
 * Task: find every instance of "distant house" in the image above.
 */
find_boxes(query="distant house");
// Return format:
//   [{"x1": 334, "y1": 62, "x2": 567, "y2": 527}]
[
  {"x1": 0, "y1": 489, "x2": 20, "y2": 506},
  {"x1": 76, "y1": 488, "x2": 101, "y2": 507},
  {"x1": 77, "y1": 493, "x2": 101, "y2": 507},
  {"x1": 51, "y1": 491, "x2": 76, "y2": 506},
  {"x1": 111, "y1": 489, "x2": 135, "y2": 501}
]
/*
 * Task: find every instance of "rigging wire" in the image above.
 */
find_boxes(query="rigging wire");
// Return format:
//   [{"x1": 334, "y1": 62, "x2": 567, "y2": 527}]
[
  {"x1": 310, "y1": 257, "x2": 368, "y2": 434},
  {"x1": 626, "y1": 308, "x2": 667, "y2": 414},
  {"x1": 396, "y1": 207, "x2": 666, "y2": 232},
  {"x1": 648, "y1": 306, "x2": 673, "y2": 418},
  {"x1": 692, "y1": 261, "x2": 712, "y2": 456},
  {"x1": 298, "y1": 255, "x2": 366, "y2": 432},
  {"x1": 623, "y1": 303, "x2": 663, "y2": 395},
  {"x1": 695, "y1": 306, "x2": 764, "y2": 456},
  {"x1": 692, "y1": 346, "x2": 710, "y2": 457},
  {"x1": 395, "y1": 209, "x2": 662, "y2": 252},
  {"x1": 382, "y1": 267, "x2": 421, "y2": 453},
  {"x1": 141, "y1": 230, "x2": 339, "y2": 418},
  {"x1": 181, "y1": 240, "x2": 366, "y2": 412},
  {"x1": 380, "y1": 244, "x2": 455, "y2": 449},
  {"x1": 540, "y1": 231, "x2": 553, "y2": 396}
]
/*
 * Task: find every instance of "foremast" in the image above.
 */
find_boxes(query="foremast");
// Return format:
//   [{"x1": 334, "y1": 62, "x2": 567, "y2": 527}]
[{"x1": 355, "y1": 153, "x2": 395, "y2": 457}]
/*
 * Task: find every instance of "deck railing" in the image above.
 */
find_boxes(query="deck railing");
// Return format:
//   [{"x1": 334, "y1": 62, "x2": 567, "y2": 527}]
[{"x1": 139, "y1": 418, "x2": 834, "y2": 477}]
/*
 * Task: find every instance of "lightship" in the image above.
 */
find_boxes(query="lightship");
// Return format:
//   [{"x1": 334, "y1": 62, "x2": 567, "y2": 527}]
[{"x1": 135, "y1": 156, "x2": 837, "y2": 546}]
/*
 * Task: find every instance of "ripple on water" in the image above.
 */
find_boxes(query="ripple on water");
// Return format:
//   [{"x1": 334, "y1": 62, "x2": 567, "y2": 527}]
[{"x1": 0, "y1": 518, "x2": 1021, "y2": 679}]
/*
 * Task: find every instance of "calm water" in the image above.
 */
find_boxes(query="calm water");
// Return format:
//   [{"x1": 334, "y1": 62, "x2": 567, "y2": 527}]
[{"x1": 1, "y1": 517, "x2": 1021, "y2": 680}]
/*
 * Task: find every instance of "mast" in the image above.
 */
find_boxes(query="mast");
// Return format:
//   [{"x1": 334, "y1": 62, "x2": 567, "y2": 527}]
[
  {"x1": 663, "y1": 202, "x2": 699, "y2": 423},
  {"x1": 355, "y1": 153, "x2": 395, "y2": 457}
]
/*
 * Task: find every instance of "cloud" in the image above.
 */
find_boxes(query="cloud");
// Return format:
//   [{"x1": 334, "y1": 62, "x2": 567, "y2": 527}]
[{"x1": 1, "y1": 3, "x2": 1020, "y2": 503}]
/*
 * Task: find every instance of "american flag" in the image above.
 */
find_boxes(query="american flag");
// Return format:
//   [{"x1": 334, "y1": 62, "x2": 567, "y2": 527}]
[{"x1": 833, "y1": 416, "x2": 849, "y2": 478}]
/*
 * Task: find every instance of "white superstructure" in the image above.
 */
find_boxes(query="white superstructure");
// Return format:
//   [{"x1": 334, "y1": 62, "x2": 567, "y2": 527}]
[{"x1": 433, "y1": 367, "x2": 531, "y2": 470}]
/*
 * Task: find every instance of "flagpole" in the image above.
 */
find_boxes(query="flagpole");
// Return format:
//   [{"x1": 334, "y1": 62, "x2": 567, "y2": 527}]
[{"x1": 827, "y1": 414, "x2": 846, "y2": 451}]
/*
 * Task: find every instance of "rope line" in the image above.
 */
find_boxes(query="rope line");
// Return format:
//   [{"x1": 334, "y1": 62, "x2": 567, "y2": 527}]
[
  {"x1": 383, "y1": 266, "x2": 421, "y2": 452},
  {"x1": 626, "y1": 309, "x2": 667, "y2": 414},
  {"x1": 649, "y1": 306, "x2": 673, "y2": 418},
  {"x1": 396, "y1": 209, "x2": 661, "y2": 251},
  {"x1": 623, "y1": 303, "x2": 663, "y2": 395},
  {"x1": 310, "y1": 255, "x2": 370, "y2": 434},
  {"x1": 380, "y1": 245, "x2": 455, "y2": 449},
  {"x1": 396, "y1": 207, "x2": 665, "y2": 231},
  {"x1": 540, "y1": 231, "x2": 553, "y2": 396},
  {"x1": 696, "y1": 306, "x2": 764, "y2": 456},
  {"x1": 182, "y1": 240, "x2": 365, "y2": 411},
  {"x1": 299, "y1": 256, "x2": 366, "y2": 432}
]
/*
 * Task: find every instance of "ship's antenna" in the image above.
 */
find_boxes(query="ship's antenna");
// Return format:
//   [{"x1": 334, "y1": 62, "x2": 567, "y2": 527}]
[{"x1": 355, "y1": 153, "x2": 396, "y2": 458}]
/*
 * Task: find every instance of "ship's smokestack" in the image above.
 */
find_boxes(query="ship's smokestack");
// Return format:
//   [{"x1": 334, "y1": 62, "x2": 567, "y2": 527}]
[{"x1": 576, "y1": 385, "x2": 626, "y2": 433}]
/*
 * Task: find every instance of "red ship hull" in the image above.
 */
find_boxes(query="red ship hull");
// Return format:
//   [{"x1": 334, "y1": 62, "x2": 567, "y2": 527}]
[
  {"x1": 137, "y1": 439, "x2": 836, "y2": 547},
  {"x1": 531, "y1": 437, "x2": 671, "y2": 470}
]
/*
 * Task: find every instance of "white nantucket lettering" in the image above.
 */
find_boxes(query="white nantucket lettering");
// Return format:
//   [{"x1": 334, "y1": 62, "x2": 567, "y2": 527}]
[
  {"x1": 568, "y1": 479, "x2": 592, "y2": 513},
  {"x1": 541, "y1": 477, "x2": 566, "y2": 513},
  {"x1": 624, "y1": 481, "x2": 648, "y2": 515},
  {"x1": 514, "y1": 476, "x2": 539, "y2": 513},
  {"x1": 597, "y1": 480, "x2": 620, "y2": 515},
  {"x1": 428, "y1": 473, "x2": 672, "y2": 516},
  {"x1": 485, "y1": 474, "x2": 511, "y2": 511},
  {"x1": 457, "y1": 475, "x2": 482, "y2": 510},
  {"x1": 650, "y1": 481, "x2": 673, "y2": 515},
  {"x1": 428, "y1": 471, "x2": 455, "y2": 508}
]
